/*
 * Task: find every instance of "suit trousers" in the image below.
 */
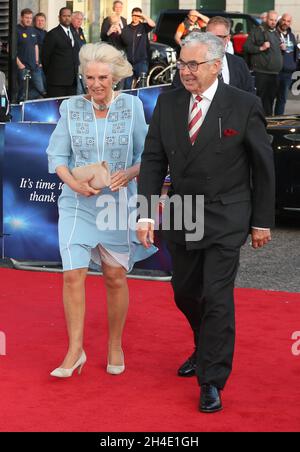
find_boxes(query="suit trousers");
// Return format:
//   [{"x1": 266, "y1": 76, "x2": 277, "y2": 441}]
[
  {"x1": 167, "y1": 241, "x2": 240, "y2": 390},
  {"x1": 274, "y1": 71, "x2": 293, "y2": 115},
  {"x1": 254, "y1": 72, "x2": 279, "y2": 116}
]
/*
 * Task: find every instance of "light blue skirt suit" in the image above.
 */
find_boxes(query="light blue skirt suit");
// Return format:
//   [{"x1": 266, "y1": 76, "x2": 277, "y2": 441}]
[{"x1": 46, "y1": 93, "x2": 157, "y2": 271}]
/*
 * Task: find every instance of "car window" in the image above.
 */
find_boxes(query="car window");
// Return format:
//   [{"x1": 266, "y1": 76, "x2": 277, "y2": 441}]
[
  {"x1": 158, "y1": 13, "x2": 186, "y2": 41},
  {"x1": 154, "y1": 11, "x2": 259, "y2": 47},
  {"x1": 231, "y1": 19, "x2": 247, "y2": 35},
  {"x1": 225, "y1": 15, "x2": 257, "y2": 35}
]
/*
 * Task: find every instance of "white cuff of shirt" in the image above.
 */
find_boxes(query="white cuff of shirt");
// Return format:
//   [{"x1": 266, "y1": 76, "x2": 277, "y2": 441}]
[
  {"x1": 252, "y1": 227, "x2": 270, "y2": 230},
  {"x1": 138, "y1": 218, "x2": 155, "y2": 225}
]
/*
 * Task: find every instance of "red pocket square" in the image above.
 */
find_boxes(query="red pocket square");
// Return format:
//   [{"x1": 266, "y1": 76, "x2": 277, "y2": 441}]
[{"x1": 223, "y1": 128, "x2": 239, "y2": 137}]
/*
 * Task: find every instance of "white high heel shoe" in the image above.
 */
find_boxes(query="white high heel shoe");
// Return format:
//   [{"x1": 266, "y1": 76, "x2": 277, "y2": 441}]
[
  {"x1": 50, "y1": 351, "x2": 87, "y2": 378},
  {"x1": 107, "y1": 350, "x2": 125, "y2": 375}
]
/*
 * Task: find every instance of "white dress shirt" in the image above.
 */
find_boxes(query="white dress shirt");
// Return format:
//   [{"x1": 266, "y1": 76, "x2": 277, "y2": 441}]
[
  {"x1": 60, "y1": 24, "x2": 74, "y2": 47},
  {"x1": 189, "y1": 78, "x2": 219, "y2": 127},
  {"x1": 221, "y1": 54, "x2": 230, "y2": 85}
]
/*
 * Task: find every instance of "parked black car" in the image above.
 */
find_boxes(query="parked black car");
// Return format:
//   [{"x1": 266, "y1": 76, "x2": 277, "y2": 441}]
[
  {"x1": 268, "y1": 115, "x2": 300, "y2": 215},
  {"x1": 151, "y1": 9, "x2": 260, "y2": 56},
  {"x1": 146, "y1": 9, "x2": 260, "y2": 86}
]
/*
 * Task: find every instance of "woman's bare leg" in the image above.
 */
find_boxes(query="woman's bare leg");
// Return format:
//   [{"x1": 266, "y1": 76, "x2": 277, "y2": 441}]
[
  {"x1": 58, "y1": 268, "x2": 88, "y2": 368},
  {"x1": 102, "y1": 263, "x2": 129, "y2": 366}
]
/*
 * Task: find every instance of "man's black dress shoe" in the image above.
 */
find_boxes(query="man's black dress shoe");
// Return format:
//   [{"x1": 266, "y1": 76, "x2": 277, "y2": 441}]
[
  {"x1": 177, "y1": 352, "x2": 197, "y2": 377},
  {"x1": 199, "y1": 385, "x2": 223, "y2": 413}
]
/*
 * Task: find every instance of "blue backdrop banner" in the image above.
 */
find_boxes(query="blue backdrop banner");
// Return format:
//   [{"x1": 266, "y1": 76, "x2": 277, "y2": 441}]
[
  {"x1": 22, "y1": 86, "x2": 167, "y2": 123},
  {"x1": 10, "y1": 104, "x2": 23, "y2": 122},
  {"x1": 3, "y1": 123, "x2": 61, "y2": 261}
]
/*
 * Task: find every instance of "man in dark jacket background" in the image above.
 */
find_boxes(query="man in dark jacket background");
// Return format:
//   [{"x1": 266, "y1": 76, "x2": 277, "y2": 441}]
[
  {"x1": 244, "y1": 10, "x2": 283, "y2": 115},
  {"x1": 274, "y1": 13, "x2": 298, "y2": 115},
  {"x1": 121, "y1": 8, "x2": 155, "y2": 89}
]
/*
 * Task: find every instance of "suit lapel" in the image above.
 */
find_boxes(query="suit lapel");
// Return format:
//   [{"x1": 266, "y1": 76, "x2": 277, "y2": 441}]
[
  {"x1": 173, "y1": 89, "x2": 193, "y2": 158},
  {"x1": 183, "y1": 83, "x2": 233, "y2": 169}
]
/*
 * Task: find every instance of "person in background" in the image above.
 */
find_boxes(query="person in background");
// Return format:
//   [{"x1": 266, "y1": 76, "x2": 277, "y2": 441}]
[
  {"x1": 274, "y1": 13, "x2": 298, "y2": 115},
  {"x1": 121, "y1": 7, "x2": 156, "y2": 89},
  {"x1": 174, "y1": 10, "x2": 209, "y2": 49},
  {"x1": 17, "y1": 8, "x2": 46, "y2": 101},
  {"x1": 71, "y1": 11, "x2": 87, "y2": 94},
  {"x1": 101, "y1": 0, "x2": 127, "y2": 51},
  {"x1": 47, "y1": 43, "x2": 156, "y2": 379},
  {"x1": 260, "y1": 12, "x2": 268, "y2": 23},
  {"x1": 42, "y1": 7, "x2": 80, "y2": 98},
  {"x1": 34, "y1": 12, "x2": 47, "y2": 54},
  {"x1": 243, "y1": 11, "x2": 283, "y2": 115},
  {"x1": 71, "y1": 11, "x2": 86, "y2": 47},
  {"x1": 173, "y1": 16, "x2": 255, "y2": 94},
  {"x1": 33, "y1": 12, "x2": 47, "y2": 95},
  {"x1": 206, "y1": 17, "x2": 255, "y2": 93},
  {"x1": 104, "y1": 13, "x2": 124, "y2": 50}
]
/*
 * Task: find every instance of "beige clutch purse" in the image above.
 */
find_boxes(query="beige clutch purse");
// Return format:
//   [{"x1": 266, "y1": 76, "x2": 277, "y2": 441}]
[{"x1": 71, "y1": 162, "x2": 111, "y2": 190}]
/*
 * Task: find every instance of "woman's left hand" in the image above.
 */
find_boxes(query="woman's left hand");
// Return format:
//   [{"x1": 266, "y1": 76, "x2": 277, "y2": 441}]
[{"x1": 110, "y1": 170, "x2": 130, "y2": 192}]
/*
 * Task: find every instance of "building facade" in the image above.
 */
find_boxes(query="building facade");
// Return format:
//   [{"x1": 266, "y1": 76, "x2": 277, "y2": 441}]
[{"x1": 18, "y1": 0, "x2": 300, "y2": 37}]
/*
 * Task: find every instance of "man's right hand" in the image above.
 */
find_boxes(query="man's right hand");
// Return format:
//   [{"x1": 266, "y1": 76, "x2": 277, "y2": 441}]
[
  {"x1": 260, "y1": 41, "x2": 271, "y2": 51},
  {"x1": 137, "y1": 221, "x2": 154, "y2": 248}
]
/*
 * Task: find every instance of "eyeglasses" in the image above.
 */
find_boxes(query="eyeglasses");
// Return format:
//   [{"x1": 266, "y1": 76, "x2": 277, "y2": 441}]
[
  {"x1": 176, "y1": 59, "x2": 215, "y2": 72},
  {"x1": 215, "y1": 34, "x2": 230, "y2": 39}
]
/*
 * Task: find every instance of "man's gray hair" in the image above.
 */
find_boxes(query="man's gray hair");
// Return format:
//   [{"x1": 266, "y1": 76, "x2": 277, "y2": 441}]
[
  {"x1": 182, "y1": 31, "x2": 225, "y2": 62},
  {"x1": 72, "y1": 11, "x2": 84, "y2": 19}
]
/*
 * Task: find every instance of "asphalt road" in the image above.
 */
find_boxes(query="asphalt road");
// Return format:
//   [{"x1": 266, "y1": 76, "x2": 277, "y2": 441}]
[{"x1": 236, "y1": 217, "x2": 300, "y2": 292}]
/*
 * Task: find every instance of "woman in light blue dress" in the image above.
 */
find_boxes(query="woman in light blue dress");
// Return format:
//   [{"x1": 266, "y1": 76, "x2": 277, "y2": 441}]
[{"x1": 46, "y1": 43, "x2": 156, "y2": 378}]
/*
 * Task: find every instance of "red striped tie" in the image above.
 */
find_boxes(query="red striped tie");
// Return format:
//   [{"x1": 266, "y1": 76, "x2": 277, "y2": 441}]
[{"x1": 189, "y1": 95, "x2": 203, "y2": 145}]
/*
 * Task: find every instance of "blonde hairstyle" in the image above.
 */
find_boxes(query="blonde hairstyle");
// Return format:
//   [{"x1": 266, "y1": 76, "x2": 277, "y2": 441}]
[{"x1": 79, "y1": 43, "x2": 132, "y2": 82}]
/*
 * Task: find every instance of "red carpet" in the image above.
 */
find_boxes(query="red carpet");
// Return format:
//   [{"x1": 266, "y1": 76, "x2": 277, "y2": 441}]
[{"x1": 0, "y1": 268, "x2": 300, "y2": 432}]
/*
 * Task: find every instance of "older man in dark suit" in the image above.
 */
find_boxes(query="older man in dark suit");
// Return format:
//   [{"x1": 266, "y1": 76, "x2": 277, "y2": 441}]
[
  {"x1": 42, "y1": 7, "x2": 80, "y2": 98},
  {"x1": 137, "y1": 32, "x2": 275, "y2": 413}
]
